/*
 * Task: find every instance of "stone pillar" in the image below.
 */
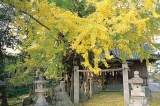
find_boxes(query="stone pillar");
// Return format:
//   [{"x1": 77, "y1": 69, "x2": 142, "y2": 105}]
[
  {"x1": 74, "y1": 66, "x2": 79, "y2": 106},
  {"x1": 122, "y1": 64, "x2": 129, "y2": 106}
]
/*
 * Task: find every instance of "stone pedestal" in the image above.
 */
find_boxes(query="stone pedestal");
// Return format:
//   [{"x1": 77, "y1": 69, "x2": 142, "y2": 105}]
[
  {"x1": 34, "y1": 92, "x2": 48, "y2": 106},
  {"x1": 129, "y1": 71, "x2": 149, "y2": 106}
]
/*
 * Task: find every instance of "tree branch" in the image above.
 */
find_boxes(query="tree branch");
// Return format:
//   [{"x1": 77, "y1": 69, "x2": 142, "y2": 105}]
[
  {"x1": 1, "y1": 1, "x2": 51, "y2": 31},
  {"x1": 19, "y1": 10, "x2": 50, "y2": 31},
  {"x1": 72, "y1": 0, "x2": 78, "y2": 8}
]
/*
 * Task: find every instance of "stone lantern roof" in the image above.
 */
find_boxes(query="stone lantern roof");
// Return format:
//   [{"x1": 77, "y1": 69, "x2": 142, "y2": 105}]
[{"x1": 129, "y1": 71, "x2": 143, "y2": 84}]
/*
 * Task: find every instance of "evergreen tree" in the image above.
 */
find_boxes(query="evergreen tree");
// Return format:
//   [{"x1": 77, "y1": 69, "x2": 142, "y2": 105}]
[{"x1": 0, "y1": 3, "x2": 18, "y2": 106}]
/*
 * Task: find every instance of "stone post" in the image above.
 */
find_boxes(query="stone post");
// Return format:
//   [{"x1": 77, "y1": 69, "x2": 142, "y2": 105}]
[
  {"x1": 74, "y1": 66, "x2": 79, "y2": 106},
  {"x1": 122, "y1": 64, "x2": 129, "y2": 106}
]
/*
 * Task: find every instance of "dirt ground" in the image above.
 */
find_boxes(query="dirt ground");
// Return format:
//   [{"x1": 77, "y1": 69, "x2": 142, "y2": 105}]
[{"x1": 83, "y1": 92, "x2": 160, "y2": 106}]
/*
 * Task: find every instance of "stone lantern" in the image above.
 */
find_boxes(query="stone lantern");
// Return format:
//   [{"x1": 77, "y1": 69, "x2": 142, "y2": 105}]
[
  {"x1": 129, "y1": 71, "x2": 149, "y2": 106},
  {"x1": 34, "y1": 74, "x2": 49, "y2": 106}
]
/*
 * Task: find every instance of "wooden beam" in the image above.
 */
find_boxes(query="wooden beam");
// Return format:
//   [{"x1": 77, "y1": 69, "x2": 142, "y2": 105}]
[
  {"x1": 77, "y1": 68, "x2": 123, "y2": 73},
  {"x1": 101, "y1": 68, "x2": 123, "y2": 72}
]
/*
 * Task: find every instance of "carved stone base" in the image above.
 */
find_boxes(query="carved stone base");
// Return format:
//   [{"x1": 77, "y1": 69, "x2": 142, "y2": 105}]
[
  {"x1": 34, "y1": 102, "x2": 48, "y2": 106},
  {"x1": 129, "y1": 96, "x2": 149, "y2": 106}
]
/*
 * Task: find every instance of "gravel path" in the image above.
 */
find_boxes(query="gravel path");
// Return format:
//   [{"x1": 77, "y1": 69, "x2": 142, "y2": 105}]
[
  {"x1": 148, "y1": 83, "x2": 160, "y2": 92},
  {"x1": 148, "y1": 77, "x2": 160, "y2": 92}
]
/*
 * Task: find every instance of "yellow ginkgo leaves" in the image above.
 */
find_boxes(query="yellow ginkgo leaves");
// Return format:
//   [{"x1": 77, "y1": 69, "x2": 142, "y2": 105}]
[{"x1": 3, "y1": 0, "x2": 160, "y2": 75}]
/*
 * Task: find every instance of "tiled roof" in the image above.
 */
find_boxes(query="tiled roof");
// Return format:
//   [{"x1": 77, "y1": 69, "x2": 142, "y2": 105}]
[
  {"x1": 100, "y1": 47, "x2": 160, "y2": 61},
  {"x1": 109, "y1": 49, "x2": 140, "y2": 60}
]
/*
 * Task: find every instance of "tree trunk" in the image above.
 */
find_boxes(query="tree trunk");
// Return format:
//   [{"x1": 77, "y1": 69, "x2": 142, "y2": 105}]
[
  {"x1": 0, "y1": 41, "x2": 9, "y2": 106},
  {"x1": 1, "y1": 86, "x2": 8, "y2": 106}
]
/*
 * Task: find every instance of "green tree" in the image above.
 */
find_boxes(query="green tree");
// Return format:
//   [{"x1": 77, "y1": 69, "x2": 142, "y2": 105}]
[{"x1": 0, "y1": 2, "x2": 20, "y2": 105}]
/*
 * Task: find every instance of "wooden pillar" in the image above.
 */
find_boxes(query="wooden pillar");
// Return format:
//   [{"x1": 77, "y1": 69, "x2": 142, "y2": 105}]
[
  {"x1": 70, "y1": 72, "x2": 74, "y2": 102},
  {"x1": 74, "y1": 66, "x2": 79, "y2": 106},
  {"x1": 102, "y1": 72, "x2": 104, "y2": 89},
  {"x1": 89, "y1": 79, "x2": 92, "y2": 97},
  {"x1": 122, "y1": 64, "x2": 129, "y2": 106}
]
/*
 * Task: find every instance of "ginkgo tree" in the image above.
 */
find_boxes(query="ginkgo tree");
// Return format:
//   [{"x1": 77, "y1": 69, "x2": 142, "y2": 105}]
[{"x1": 2, "y1": 0, "x2": 160, "y2": 82}]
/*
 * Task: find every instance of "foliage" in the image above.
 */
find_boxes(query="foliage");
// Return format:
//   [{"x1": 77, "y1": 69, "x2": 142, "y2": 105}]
[
  {"x1": 152, "y1": 72, "x2": 160, "y2": 82},
  {"x1": 7, "y1": 94, "x2": 29, "y2": 106},
  {"x1": 0, "y1": 3, "x2": 11, "y2": 74},
  {"x1": 7, "y1": 87, "x2": 28, "y2": 98},
  {"x1": 2, "y1": 0, "x2": 160, "y2": 81}
]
